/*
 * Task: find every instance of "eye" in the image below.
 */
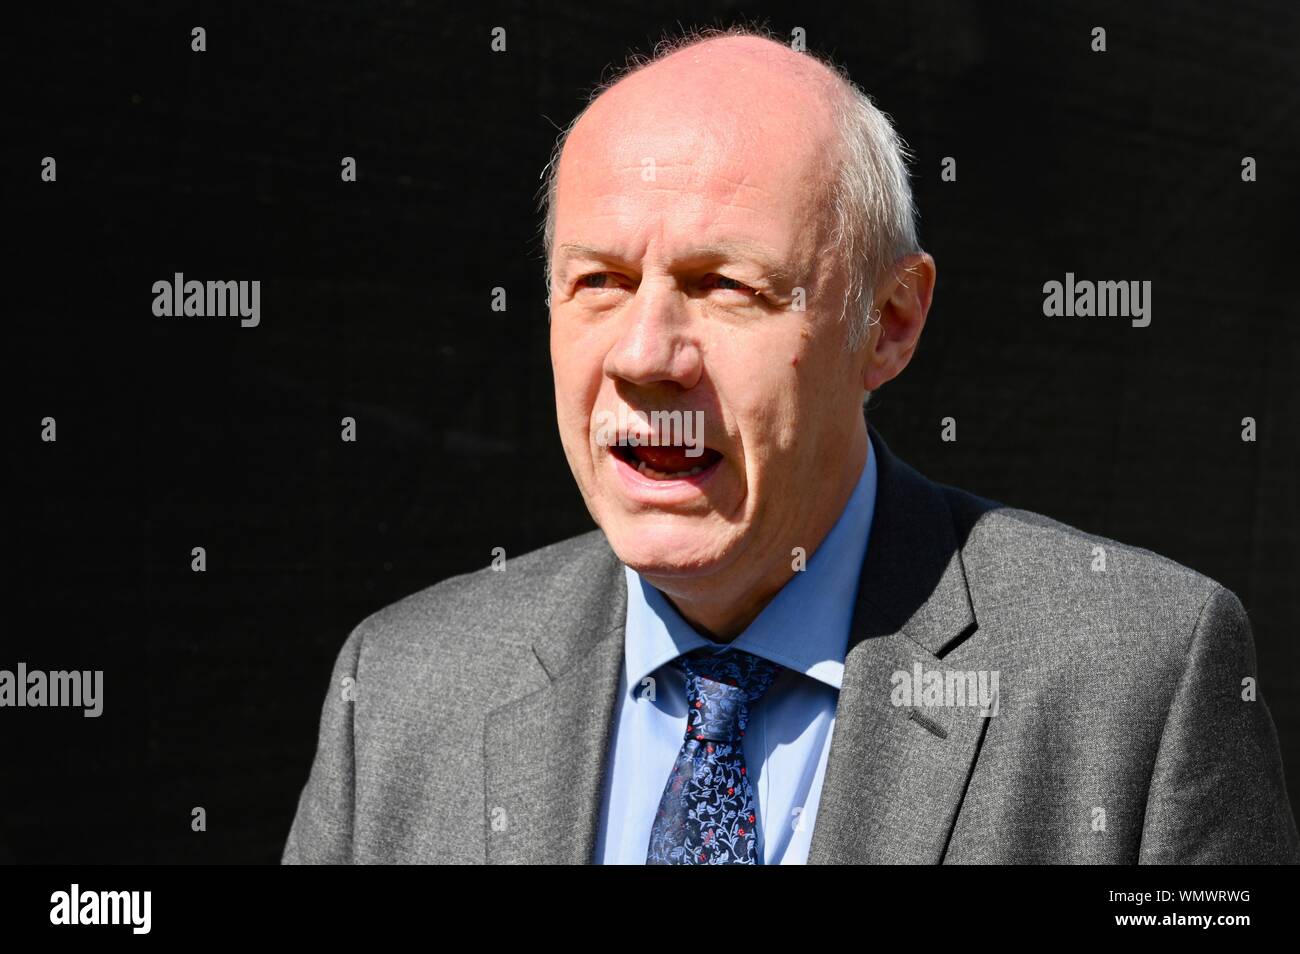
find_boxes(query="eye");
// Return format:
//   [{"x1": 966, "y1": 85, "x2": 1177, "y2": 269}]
[
  {"x1": 701, "y1": 273, "x2": 758, "y2": 296},
  {"x1": 575, "y1": 272, "x2": 625, "y2": 291}
]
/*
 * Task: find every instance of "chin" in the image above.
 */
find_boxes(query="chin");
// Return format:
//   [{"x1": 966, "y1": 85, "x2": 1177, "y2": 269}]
[{"x1": 601, "y1": 517, "x2": 740, "y2": 581}]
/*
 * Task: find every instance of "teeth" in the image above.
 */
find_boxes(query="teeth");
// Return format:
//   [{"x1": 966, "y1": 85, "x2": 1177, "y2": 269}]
[{"x1": 636, "y1": 460, "x2": 705, "y2": 480}]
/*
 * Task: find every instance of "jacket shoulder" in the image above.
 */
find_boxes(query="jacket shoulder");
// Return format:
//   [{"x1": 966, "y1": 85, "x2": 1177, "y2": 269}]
[
  {"x1": 942, "y1": 482, "x2": 1227, "y2": 607},
  {"x1": 348, "y1": 528, "x2": 613, "y2": 670},
  {"x1": 936, "y1": 482, "x2": 1239, "y2": 677}
]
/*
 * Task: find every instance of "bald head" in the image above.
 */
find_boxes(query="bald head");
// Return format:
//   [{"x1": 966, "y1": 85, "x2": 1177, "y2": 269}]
[
  {"x1": 540, "y1": 29, "x2": 922, "y2": 348},
  {"x1": 552, "y1": 35, "x2": 849, "y2": 327},
  {"x1": 570, "y1": 34, "x2": 848, "y2": 165},
  {"x1": 547, "y1": 35, "x2": 850, "y2": 280}
]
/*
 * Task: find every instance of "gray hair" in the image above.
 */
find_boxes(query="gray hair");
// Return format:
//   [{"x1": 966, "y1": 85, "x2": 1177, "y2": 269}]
[{"x1": 536, "y1": 23, "x2": 922, "y2": 353}]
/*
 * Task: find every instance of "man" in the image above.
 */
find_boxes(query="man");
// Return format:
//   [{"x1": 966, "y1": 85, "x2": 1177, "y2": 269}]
[{"x1": 282, "y1": 27, "x2": 1299, "y2": 864}]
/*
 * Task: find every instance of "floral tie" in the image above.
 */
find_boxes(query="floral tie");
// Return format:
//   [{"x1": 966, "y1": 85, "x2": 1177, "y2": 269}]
[{"x1": 646, "y1": 648, "x2": 782, "y2": 864}]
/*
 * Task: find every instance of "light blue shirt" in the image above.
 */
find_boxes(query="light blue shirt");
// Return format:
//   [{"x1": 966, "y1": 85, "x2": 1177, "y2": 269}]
[{"x1": 595, "y1": 440, "x2": 878, "y2": 864}]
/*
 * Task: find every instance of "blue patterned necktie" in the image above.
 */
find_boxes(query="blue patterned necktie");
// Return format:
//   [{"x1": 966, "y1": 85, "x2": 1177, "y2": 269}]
[{"x1": 646, "y1": 648, "x2": 783, "y2": 864}]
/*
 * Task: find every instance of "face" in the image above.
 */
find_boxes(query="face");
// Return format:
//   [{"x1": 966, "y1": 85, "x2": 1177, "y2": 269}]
[{"x1": 548, "y1": 45, "x2": 871, "y2": 591}]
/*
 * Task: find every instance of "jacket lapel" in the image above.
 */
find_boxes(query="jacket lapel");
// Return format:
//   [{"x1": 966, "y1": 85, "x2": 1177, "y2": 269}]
[
  {"x1": 807, "y1": 430, "x2": 989, "y2": 864},
  {"x1": 483, "y1": 538, "x2": 628, "y2": 864}
]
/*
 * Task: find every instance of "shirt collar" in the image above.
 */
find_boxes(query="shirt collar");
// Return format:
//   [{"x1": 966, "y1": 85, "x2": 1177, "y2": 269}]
[{"x1": 622, "y1": 436, "x2": 878, "y2": 693}]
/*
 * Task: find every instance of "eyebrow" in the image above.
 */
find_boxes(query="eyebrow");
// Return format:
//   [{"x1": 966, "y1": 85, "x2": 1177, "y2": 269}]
[{"x1": 555, "y1": 240, "x2": 796, "y2": 284}]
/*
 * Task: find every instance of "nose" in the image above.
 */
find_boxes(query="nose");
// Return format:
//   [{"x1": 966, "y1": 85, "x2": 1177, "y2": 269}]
[{"x1": 603, "y1": 278, "x2": 703, "y2": 391}]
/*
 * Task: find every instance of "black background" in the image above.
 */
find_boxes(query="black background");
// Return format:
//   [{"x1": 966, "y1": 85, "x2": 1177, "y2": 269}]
[{"x1": 6, "y1": 0, "x2": 1298, "y2": 862}]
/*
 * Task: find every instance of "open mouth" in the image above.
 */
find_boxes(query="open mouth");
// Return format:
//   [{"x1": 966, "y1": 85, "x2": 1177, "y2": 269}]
[{"x1": 611, "y1": 442, "x2": 724, "y2": 481}]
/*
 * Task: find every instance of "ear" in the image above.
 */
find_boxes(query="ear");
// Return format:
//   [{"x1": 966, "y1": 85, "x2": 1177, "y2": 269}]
[{"x1": 862, "y1": 252, "x2": 936, "y2": 392}]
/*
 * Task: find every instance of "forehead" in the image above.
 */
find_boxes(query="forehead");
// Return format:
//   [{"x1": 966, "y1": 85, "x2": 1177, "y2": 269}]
[{"x1": 554, "y1": 44, "x2": 843, "y2": 257}]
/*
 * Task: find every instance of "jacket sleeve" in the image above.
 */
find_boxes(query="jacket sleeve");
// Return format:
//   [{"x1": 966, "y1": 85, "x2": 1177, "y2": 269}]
[
  {"x1": 281, "y1": 623, "x2": 366, "y2": 864},
  {"x1": 1138, "y1": 585, "x2": 1300, "y2": 863}
]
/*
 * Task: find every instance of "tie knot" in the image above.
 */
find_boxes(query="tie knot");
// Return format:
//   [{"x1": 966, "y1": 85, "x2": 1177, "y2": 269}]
[{"x1": 675, "y1": 649, "x2": 781, "y2": 742}]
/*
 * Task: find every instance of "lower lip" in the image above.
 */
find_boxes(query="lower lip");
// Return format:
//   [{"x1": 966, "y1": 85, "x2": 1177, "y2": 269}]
[{"x1": 609, "y1": 449, "x2": 723, "y2": 503}]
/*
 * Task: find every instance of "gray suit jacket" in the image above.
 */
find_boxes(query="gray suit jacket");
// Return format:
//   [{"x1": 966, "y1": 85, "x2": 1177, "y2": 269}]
[{"x1": 283, "y1": 429, "x2": 1299, "y2": 863}]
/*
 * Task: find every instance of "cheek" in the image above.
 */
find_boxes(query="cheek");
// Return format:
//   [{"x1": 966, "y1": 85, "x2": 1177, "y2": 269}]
[
  {"x1": 790, "y1": 326, "x2": 817, "y2": 369},
  {"x1": 708, "y1": 332, "x2": 808, "y2": 447},
  {"x1": 549, "y1": 316, "x2": 576, "y2": 379},
  {"x1": 551, "y1": 321, "x2": 604, "y2": 408},
  {"x1": 733, "y1": 386, "x2": 803, "y2": 471}
]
